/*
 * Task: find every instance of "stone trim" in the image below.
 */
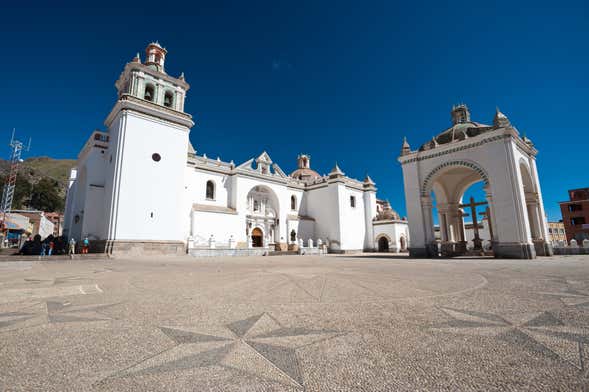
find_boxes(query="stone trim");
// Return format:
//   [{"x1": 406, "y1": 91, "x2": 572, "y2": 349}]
[
  {"x1": 192, "y1": 204, "x2": 238, "y2": 214},
  {"x1": 105, "y1": 95, "x2": 194, "y2": 129},
  {"x1": 399, "y1": 134, "x2": 508, "y2": 164},
  {"x1": 373, "y1": 219, "x2": 408, "y2": 225},
  {"x1": 421, "y1": 160, "x2": 489, "y2": 196},
  {"x1": 287, "y1": 214, "x2": 315, "y2": 221}
]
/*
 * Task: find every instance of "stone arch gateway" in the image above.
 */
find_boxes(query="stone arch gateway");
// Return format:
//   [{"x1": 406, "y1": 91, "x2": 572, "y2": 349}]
[{"x1": 398, "y1": 105, "x2": 552, "y2": 259}]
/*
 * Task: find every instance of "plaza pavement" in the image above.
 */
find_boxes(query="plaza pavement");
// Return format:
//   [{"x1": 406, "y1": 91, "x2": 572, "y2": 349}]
[{"x1": 1, "y1": 253, "x2": 589, "y2": 391}]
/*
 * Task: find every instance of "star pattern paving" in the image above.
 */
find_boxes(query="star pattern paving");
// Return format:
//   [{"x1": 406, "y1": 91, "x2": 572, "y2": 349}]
[
  {"x1": 112, "y1": 313, "x2": 343, "y2": 389},
  {"x1": 538, "y1": 278, "x2": 589, "y2": 310},
  {"x1": 432, "y1": 307, "x2": 589, "y2": 375}
]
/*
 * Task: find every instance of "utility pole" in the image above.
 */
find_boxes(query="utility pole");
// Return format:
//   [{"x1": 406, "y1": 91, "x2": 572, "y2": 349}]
[{"x1": 0, "y1": 130, "x2": 31, "y2": 247}]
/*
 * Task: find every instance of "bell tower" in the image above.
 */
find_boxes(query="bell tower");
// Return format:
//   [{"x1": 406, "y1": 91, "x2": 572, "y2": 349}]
[{"x1": 102, "y1": 42, "x2": 194, "y2": 255}]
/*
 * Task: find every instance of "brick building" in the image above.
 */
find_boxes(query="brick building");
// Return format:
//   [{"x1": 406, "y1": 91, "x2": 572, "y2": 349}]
[{"x1": 559, "y1": 188, "x2": 589, "y2": 243}]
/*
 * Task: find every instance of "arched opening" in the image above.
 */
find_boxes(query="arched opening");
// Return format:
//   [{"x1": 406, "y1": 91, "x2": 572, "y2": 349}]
[
  {"x1": 423, "y1": 162, "x2": 493, "y2": 257},
  {"x1": 246, "y1": 185, "x2": 280, "y2": 247},
  {"x1": 144, "y1": 84, "x2": 155, "y2": 102},
  {"x1": 399, "y1": 236, "x2": 407, "y2": 251},
  {"x1": 377, "y1": 236, "x2": 389, "y2": 252},
  {"x1": 290, "y1": 195, "x2": 297, "y2": 210},
  {"x1": 251, "y1": 227, "x2": 263, "y2": 247},
  {"x1": 164, "y1": 91, "x2": 174, "y2": 108},
  {"x1": 206, "y1": 180, "x2": 215, "y2": 200}
]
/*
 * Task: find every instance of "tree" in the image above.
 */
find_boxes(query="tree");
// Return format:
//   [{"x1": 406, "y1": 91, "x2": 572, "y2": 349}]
[{"x1": 29, "y1": 178, "x2": 64, "y2": 212}]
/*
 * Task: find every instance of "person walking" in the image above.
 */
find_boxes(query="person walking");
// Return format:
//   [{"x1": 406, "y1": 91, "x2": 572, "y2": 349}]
[
  {"x1": 69, "y1": 238, "x2": 76, "y2": 255},
  {"x1": 82, "y1": 236, "x2": 89, "y2": 254}
]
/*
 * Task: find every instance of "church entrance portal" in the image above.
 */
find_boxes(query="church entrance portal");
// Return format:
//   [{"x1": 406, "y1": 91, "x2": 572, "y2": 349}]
[
  {"x1": 246, "y1": 185, "x2": 280, "y2": 248},
  {"x1": 377, "y1": 237, "x2": 389, "y2": 252},
  {"x1": 251, "y1": 228, "x2": 263, "y2": 247}
]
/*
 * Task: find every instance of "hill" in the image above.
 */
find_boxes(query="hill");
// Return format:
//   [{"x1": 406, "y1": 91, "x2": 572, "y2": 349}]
[
  {"x1": 0, "y1": 156, "x2": 76, "y2": 186},
  {"x1": 0, "y1": 157, "x2": 76, "y2": 212}
]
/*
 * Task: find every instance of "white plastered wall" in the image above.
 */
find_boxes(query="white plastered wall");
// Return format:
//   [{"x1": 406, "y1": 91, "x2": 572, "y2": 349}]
[{"x1": 105, "y1": 111, "x2": 189, "y2": 241}]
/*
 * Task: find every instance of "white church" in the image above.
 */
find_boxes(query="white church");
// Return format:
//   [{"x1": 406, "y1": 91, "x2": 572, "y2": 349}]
[{"x1": 63, "y1": 42, "x2": 409, "y2": 256}]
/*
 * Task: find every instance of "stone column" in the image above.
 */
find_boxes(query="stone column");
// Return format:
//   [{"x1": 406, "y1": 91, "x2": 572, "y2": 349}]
[{"x1": 421, "y1": 196, "x2": 436, "y2": 257}]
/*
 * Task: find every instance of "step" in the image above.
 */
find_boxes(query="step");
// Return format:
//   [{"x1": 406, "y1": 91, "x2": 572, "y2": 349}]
[
  {"x1": 0, "y1": 254, "x2": 110, "y2": 262},
  {"x1": 267, "y1": 251, "x2": 299, "y2": 256}
]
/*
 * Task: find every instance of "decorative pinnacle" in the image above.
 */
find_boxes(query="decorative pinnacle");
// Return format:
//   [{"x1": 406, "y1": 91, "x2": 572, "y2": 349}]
[
  {"x1": 400, "y1": 136, "x2": 412, "y2": 156},
  {"x1": 363, "y1": 174, "x2": 375, "y2": 186},
  {"x1": 329, "y1": 162, "x2": 344, "y2": 177}
]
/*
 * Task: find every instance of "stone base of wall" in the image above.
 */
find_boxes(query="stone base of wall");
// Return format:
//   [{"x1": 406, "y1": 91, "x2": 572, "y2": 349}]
[
  {"x1": 408, "y1": 247, "x2": 433, "y2": 258},
  {"x1": 328, "y1": 249, "x2": 363, "y2": 254},
  {"x1": 493, "y1": 242, "x2": 536, "y2": 259},
  {"x1": 92, "y1": 240, "x2": 186, "y2": 257},
  {"x1": 299, "y1": 248, "x2": 325, "y2": 256},
  {"x1": 534, "y1": 240, "x2": 554, "y2": 256},
  {"x1": 553, "y1": 247, "x2": 589, "y2": 255},
  {"x1": 189, "y1": 248, "x2": 268, "y2": 257}
]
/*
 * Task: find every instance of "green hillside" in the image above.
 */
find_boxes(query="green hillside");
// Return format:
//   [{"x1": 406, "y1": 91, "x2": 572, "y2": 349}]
[{"x1": 0, "y1": 156, "x2": 76, "y2": 212}]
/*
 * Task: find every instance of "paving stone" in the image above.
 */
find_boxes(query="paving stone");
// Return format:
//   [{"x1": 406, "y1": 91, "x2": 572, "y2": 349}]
[{"x1": 1, "y1": 254, "x2": 589, "y2": 391}]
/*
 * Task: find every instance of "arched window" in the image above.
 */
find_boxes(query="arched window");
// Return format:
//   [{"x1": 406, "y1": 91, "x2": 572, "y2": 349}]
[
  {"x1": 291, "y1": 195, "x2": 297, "y2": 210},
  {"x1": 290, "y1": 229, "x2": 296, "y2": 242},
  {"x1": 164, "y1": 91, "x2": 174, "y2": 108},
  {"x1": 144, "y1": 84, "x2": 155, "y2": 101},
  {"x1": 253, "y1": 200, "x2": 259, "y2": 212},
  {"x1": 350, "y1": 196, "x2": 356, "y2": 208},
  {"x1": 206, "y1": 180, "x2": 215, "y2": 200}
]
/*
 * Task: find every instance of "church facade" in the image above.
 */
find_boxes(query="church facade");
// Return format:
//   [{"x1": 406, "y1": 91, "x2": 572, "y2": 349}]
[{"x1": 62, "y1": 43, "x2": 408, "y2": 256}]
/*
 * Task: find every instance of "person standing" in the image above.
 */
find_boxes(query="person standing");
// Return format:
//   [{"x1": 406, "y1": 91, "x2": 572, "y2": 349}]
[
  {"x1": 69, "y1": 238, "x2": 76, "y2": 255},
  {"x1": 82, "y1": 236, "x2": 89, "y2": 254},
  {"x1": 48, "y1": 240, "x2": 54, "y2": 256},
  {"x1": 41, "y1": 241, "x2": 47, "y2": 257}
]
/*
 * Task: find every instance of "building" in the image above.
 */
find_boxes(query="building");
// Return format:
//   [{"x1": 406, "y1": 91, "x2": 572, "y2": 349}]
[
  {"x1": 10, "y1": 210, "x2": 55, "y2": 239},
  {"x1": 398, "y1": 104, "x2": 552, "y2": 259},
  {"x1": 559, "y1": 188, "x2": 589, "y2": 243},
  {"x1": 63, "y1": 43, "x2": 408, "y2": 256},
  {"x1": 547, "y1": 221, "x2": 567, "y2": 244},
  {"x1": 373, "y1": 200, "x2": 409, "y2": 252},
  {"x1": 44, "y1": 212, "x2": 63, "y2": 236},
  {"x1": 3, "y1": 213, "x2": 32, "y2": 247}
]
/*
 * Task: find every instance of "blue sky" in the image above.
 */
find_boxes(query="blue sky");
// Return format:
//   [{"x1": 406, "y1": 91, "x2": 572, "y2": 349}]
[{"x1": 1, "y1": 0, "x2": 587, "y2": 220}]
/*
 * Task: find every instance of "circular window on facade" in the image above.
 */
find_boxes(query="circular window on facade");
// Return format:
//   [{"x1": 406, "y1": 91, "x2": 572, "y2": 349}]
[{"x1": 152, "y1": 153, "x2": 161, "y2": 162}]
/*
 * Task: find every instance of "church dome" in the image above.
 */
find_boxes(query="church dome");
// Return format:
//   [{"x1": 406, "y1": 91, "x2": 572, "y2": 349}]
[
  {"x1": 419, "y1": 104, "x2": 494, "y2": 151},
  {"x1": 290, "y1": 168, "x2": 322, "y2": 182},
  {"x1": 290, "y1": 154, "x2": 322, "y2": 183},
  {"x1": 375, "y1": 200, "x2": 401, "y2": 221}
]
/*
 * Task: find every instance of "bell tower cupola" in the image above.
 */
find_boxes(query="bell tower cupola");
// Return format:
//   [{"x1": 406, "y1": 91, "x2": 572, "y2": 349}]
[
  {"x1": 144, "y1": 42, "x2": 167, "y2": 74},
  {"x1": 297, "y1": 154, "x2": 311, "y2": 169},
  {"x1": 113, "y1": 42, "x2": 190, "y2": 113},
  {"x1": 451, "y1": 104, "x2": 471, "y2": 124}
]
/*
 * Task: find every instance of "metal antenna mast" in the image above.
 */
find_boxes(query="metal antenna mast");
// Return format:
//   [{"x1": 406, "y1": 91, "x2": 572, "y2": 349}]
[{"x1": 0, "y1": 129, "x2": 31, "y2": 243}]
